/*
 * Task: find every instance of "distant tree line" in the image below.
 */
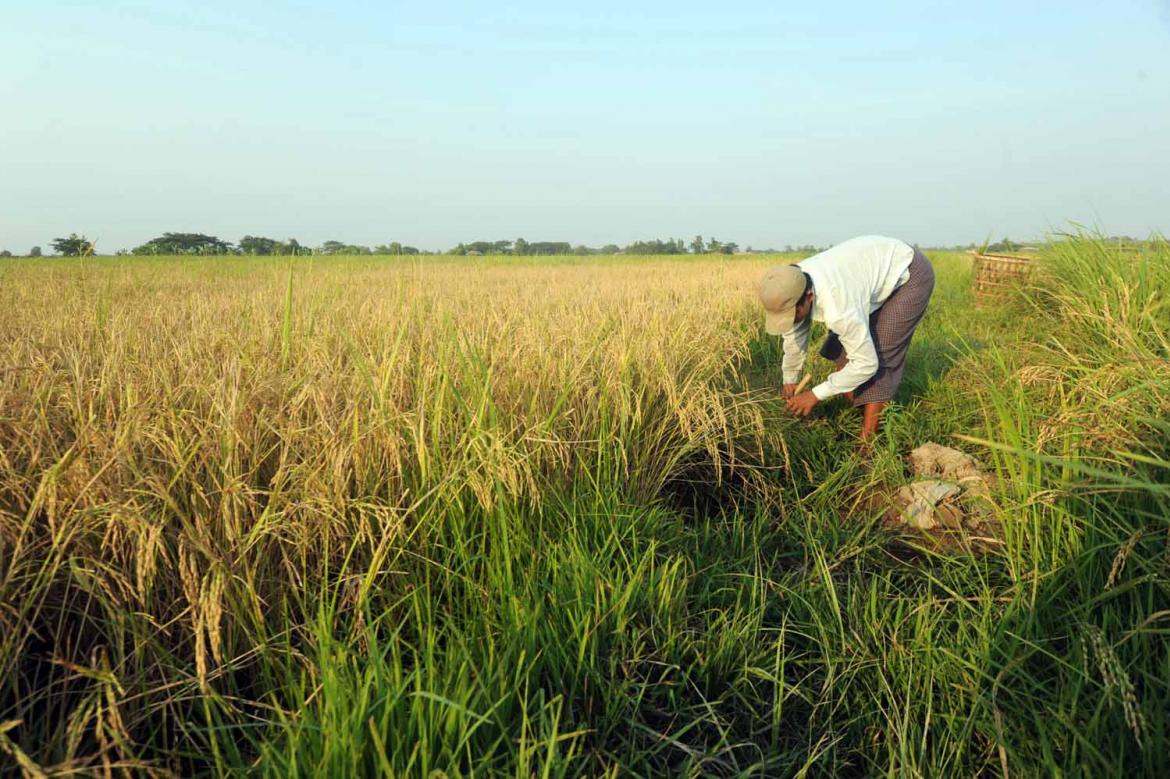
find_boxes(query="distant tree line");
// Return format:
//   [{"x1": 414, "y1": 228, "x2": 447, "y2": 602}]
[
  {"x1": 0, "y1": 232, "x2": 437, "y2": 257},
  {"x1": 318, "y1": 240, "x2": 426, "y2": 256},
  {"x1": 4, "y1": 233, "x2": 434, "y2": 258},
  {"x1": 448, "y1": 236, "x2": 754, "y2": 256},
  {"x1": 3, "y1": 230, "x2": 794, "y2": 258},
  {"x1": 2, "y1": 233, "x2": 769, "y2": 258},
  {"x1": 450, "y1": 240, "x2": 625, "y2": 256},
  {"x1": 17, "y1": 232, "x2": 1131, "y2": 259},
  {"x1": 80, "y1": 233, "x2": 431, "y2": 257}
]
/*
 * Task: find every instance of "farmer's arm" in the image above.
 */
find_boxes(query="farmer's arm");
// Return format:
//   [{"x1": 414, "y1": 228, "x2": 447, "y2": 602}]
[
  {"x1": 811, "y1": 313, "x2": 878, "y2": 400},
  {"x1": 781, "y1": 316, "x2": 810, "y2": 384}
]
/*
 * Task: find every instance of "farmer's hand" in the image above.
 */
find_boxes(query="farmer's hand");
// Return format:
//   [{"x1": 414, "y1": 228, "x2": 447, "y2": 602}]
[
  {"x1": 786, "y1": 391, "x2": 819, "y2": 417},
  {"x1": 782, "y1": 383, "x2": 798, "y2": 400}
]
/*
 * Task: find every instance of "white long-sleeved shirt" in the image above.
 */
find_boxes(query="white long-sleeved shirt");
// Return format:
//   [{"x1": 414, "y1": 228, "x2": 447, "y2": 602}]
[{"x1": 781, "y1": 235, "x2": 915, "y2": 400}]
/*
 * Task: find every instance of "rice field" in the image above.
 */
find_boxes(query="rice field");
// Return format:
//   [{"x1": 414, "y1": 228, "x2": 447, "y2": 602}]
[{"x1": 1, "y1": 236, "x2": 1168, "y2": 776}]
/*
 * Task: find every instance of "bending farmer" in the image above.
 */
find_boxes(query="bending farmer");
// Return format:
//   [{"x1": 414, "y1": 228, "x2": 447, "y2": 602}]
[{"x1": 757, "y1": 235, "x2": 935, "y2": 441}]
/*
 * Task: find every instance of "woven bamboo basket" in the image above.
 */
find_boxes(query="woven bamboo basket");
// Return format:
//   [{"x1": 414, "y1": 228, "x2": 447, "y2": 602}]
[{"x1": 969, "y1": 251, "x2": 1035, "y2": 303}]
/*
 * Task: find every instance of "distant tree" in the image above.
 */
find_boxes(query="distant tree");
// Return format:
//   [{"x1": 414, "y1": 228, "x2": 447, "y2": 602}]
[
  {"x1": 527, "y1": 242, "x2": 572, "y2": 255},
  {"x1": 450, "y1": 240, "x2": 534, "y2": 255},
  {"x1": 600, "y1": 244, "x2": 621, "y2": 254},
  {"x1": 721, "y1": 242, "x2": 739, "y2": 255},
  {"x1": 705, "y1": 237, "x2": 722, "y2": 254},
  {"x1": 51, "y1": 233, "x2": 95, "y2": 256},
  {"x1": 572, "y1": 245, "x2": 591, "y2": 255},
  {"x1": 239, "y1": 235, "x2": 282, "y2": 255},
  {"x1": 690, "y1": 235, "x2": 705, "y2": 254},
  {"x1": 317, "y1": 240, "x2": 370, "y2": 255},
  {"x1": 29, "y1": 246, "x2": 42, "y2": 257},
  {"x1": 513, "y1": 237, "x2": 529, "y2": 256},
  {"x1": 459, "y1": 240, "x2": 513, "y2": 255},
  {"x1": 0, "y1": 250, "x2": 11, "y2": 258},
  {"x1": 986, "y1": 237, "x2": 1020, "y2": 253},
  {"x1": 284, "y1": 238, "x2": 307, "y2": 255},
  {"x1": 374, "y1": 242, "x2": 414, "y2": 255},
  {"x1": 624, "y1": 238, "x2": 686, "y2": 255},
  {"x1": 133, "y1": 232, "x2": 232, "y2": 255}
]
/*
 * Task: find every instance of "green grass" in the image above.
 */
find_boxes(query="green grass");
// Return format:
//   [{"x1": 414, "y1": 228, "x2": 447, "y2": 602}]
[{"x1": 1, "y1": 238, "x2": 1168, "y2": 776}]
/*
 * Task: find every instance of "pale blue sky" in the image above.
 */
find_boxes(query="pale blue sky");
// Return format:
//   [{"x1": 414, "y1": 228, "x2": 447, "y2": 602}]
[{"x1": 2, "y1": 1, "x2": 1168, "y2": 252}]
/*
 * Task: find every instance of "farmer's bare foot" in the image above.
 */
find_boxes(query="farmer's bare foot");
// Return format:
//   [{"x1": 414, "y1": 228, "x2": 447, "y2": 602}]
[{"x1": 859, "y1": 401, "x2": 886, "y2": 440}]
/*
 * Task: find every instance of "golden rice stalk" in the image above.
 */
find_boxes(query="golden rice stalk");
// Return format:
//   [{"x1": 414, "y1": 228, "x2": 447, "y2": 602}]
[{"x1": 0, "y1": 720, "x2": 48, "y2": 779}]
